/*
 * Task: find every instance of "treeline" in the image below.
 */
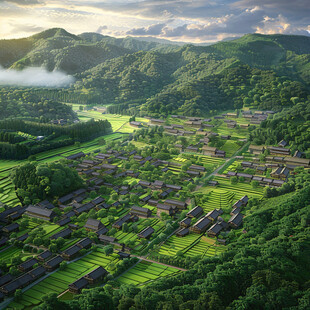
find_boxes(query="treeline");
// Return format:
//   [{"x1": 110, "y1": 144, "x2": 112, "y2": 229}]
[
  {"x1": 0, "y1": 89, "x2": 77, "y2": 121},
  {"x1": 250, "y1": 101, "x2": 310, "y2": 155},
  {"x1": 0, "y1": 119, "x2": 112, "y2": 159},
  {"x1": 0, "y1": 130, "x2": 25, "y2": 143},
  {"x1": 36, "y1": 184, "x2": 310, "y2": 309}
]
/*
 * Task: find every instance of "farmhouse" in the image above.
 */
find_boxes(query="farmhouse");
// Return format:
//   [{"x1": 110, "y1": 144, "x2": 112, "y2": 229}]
[
  {"x1": 206, "y1": 209, "x2": 223, "y2": 222},
  {"x1": 164, "y1": 199, "x2": 187, "y2": 210},
  {"x1": 29, "y1": 266, "x2": 46, "y2": 280},
  {"x1": 77, "y1": 238, "x2": 92, "y2": 249},
  {"x1": 269, "y1": 146, "x2": 290, "y2": 156},
  {"x1": 66, "y1": 152, "x2": 85, "y2": 160},
  {"x1": 37, "y1": 250, "x2": 52, "y2": 262},
  {"x1": 138, "y1": 226, "x2": 155, "y2": 239},
  {"x1": 84, "y1": 218, "x2": 105, "y2": 231},
  {"x1": 25, "y1": 206, "x2": 55, "y2": 221},
  {"x1": 270, "y1": 167, "x2": 290, "y2": 180},
  {"x1": 2, "y1": 222, "x2": 19, "y2": 235},
  {"x1": 118, "y1": 252, "x2": 131, "y2": 259},
  {"x1": 113, "y1": 214, "x2": 136, "y2": 229},
  {"x1": 189, "y1": 165, "x2": 206, "y2": 172},
  {"x1": 176, "y1": 228, "x2": 190, "y2": 237},
  {"x1": 44, "y1": 255, "x2": 64, "y2": 271},
  {"x1": 179, "y1": 217, "x2": 191, "y2": 228},
  {"x1": 130, "y1": 121, "x2": 142, "y2": 128},
  {"x1": 186, "y1": 206, "x2": 203, "y2": 218},
  {"x1": 202, "y1": 146, "x2": 217, "y2": 156},
  {"x1": 18, "y1": 258, "x2": 37, "y2": 272},
  {"x1": 227, "y1": 122, "x2": 237, "y2": 128},
  {"x1": 207, "y1": 221, "x2": 228, "y2": 237},
  {"x1": 99, "y1": 235, "x2": 118, "y2": 245},
  {"x1": 190, "y1": 216, "x2": 211, "y2": 233},
  {"x1": 62, "y1": 245, "x2": 81, "y2": 260},
  {"x1": 50, "y1": 228, "x2": 72, "y2": 240},
  {"x1": 278, "y1": 140, "x2": 288, "y2": 147},
  {"x1": 130, "y1": 206, "x2": 152, "y2": 218},
  {"x1": 69, "y1": 277, "x2": 89, "y2": 294},
  {"x1": 0, "y1": 274, "x2": 13, "y2": 287},
  {"x1": 153, "y1": 180, "x2": 165, "y2": 189},
  {"x1": 84, "y1": 266, "x2": 108, "y2": 284},
  {"x1": 228, "y1": 213, "x2": 243, "y2": 228},
  {"x1": 157, "y1": 204, "x2": 175, "y2": 216},
  {"x1": 284, "y1": 157, "x2": 310, "y2": 168},
  {"x1": 249, "y1": 145, "x2": 265, "y2": 155}
]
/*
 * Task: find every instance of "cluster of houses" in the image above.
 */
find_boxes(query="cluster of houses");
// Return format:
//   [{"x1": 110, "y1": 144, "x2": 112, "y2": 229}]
[
  {"x1": 0, "y1": 238, "x2": 92, "y2": 298},
  {"x1": 176, "y1": 197, "x2": 248, "y2": 239},
  {"x1": 242, "y1": 110, "x2": 275, "y2": 125}
]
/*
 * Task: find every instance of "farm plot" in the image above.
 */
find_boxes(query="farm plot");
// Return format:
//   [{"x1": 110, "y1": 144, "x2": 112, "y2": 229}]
[
  {"x1": 185, "y1": 236, "x2": 226, "y2": 258},
  {"x1": 0, "y1": 174, "x2": 20, "y2": 207},
  {"x1": 200, "y1": 189, "x2": 235, "y2": 212},
  {"x1": 221, "y1": 140, "x2": 242, "y2": 157},
  {"x1": 117, "y1": 260, "x2": 181, "y2": 286},
  {"x1": 158, "y1": 234, "x2": 201, "y2": 256}
]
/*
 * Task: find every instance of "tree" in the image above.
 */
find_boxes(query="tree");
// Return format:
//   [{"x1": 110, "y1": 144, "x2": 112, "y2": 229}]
[{"x1": 103, "y1": 245, "x2": 114, "y2": 256}]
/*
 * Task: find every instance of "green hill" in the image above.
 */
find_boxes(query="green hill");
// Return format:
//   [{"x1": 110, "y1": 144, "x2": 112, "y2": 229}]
[{"x1": 0, "y1": 29, "x2": 310, "y2": 115}]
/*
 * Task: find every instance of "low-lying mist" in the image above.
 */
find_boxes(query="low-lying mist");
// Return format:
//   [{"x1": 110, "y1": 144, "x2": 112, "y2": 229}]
[{"x1": 0, "y1": 66, "x2": 75, "y2": 87}]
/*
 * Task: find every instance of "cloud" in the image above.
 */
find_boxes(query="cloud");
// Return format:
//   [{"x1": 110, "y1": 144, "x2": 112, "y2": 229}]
[
  {"x1": 0, "y1": 66, "x2": 75, "y2": 87},
  {"x1": 96, "y1": 25, "x2": 107, "y2": 33},
  {"x1": 127, "y1": 23, "x2": 166, "y2": 36},
  {"x1": 9, "y1": 23, "x2": 44, "y2": 33},
  {"x1": 2, "y1": 0, "x2": 42, "y2": 6}
]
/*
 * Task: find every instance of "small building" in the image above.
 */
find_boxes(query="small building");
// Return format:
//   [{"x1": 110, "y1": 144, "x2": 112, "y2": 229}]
[
  {"x1": 228, "y1": 213, "x2": 243, "y2": 228},
  {"x1": 130, "y1": 121, "x2": 142, "y2": 128},
  {"x1": 29, "y1": 266, "x2": 46, "y2": 280},
  {"x1": 176, "y1": 228, "x2": 189, "y2": 237},
  {"x1": 50, "y1": 228, "x2": 72, "y2": 240},
  {"x1": 99, "y1": 235, "x2": 117, "y2": 245},
  {"x1": 18, "y1": 258, "x2": 37, "y2": 272},
  {"x1": 130, "y1": 206, "x2": 152, "y2": 218},
  {"x1": 117, "y1": 252, "x2": 130, "y2": 259},
  {"x1": 157, "y1": 204, "x2": 175, "y2": 216},
  {"x1": 2, "y1": 223, "x2": 19, "y2": 235},
  {"x1": 84, "y1": 219, "x2": 105, "y2": 231},
  {"x1": 206, "y1": 209, "x2": 223, "y2": 222},
  {"x1": 84, "y1": 266, "x2": 108, "y2": 284},
  {"x1": 164, "y1": 199, "x2": 187, "y2": 210},
  {"x1": 202, "y1": 146, "x2": 217, "y2": 156},
  {"x1": 186, "y1": 206, "x2": 203, "y2": 218},
  {"x1": 278, "y1": 140, "x2": 288, "y2": 147},
  {"x1": 190, "y1": 216, "x2": 211, "y2": 234},
  {"x1": 207, "y1": 221, "x2": 228, "y2": 238},
  {"x1": 44, "y1": 255, "x2": 64, "y2": 272},
  {"x1": 179, "y1": 217, "x2": 191, "y2": 228},
  {"x1": 37, "y1": 250, "x2": 52, "y2": 262},
  {"x1": 77, "y1": 238, "x2": 92, "y2": 249},
  {"x1": 69, "y1": 277, "x2": 89, "y2": 294},
  {"x1": 269, "y1": 146, "x2": 290, "y2": 156},
  {"x1": 62, "y1": 245, "x2": 81, "y2": 261},
  {"x1": 138, "y1": 226, "x2": 155, "y2": 239},
  {"x1": 25, "y1": 206, "x2": 55, "y2": 221},
  {"x1": 249, "y1": 145, "x2": 265, "y2": 155}
]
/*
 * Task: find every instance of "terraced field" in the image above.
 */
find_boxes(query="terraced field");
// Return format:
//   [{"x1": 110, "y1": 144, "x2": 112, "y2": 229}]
[
  {"x1": 117, "y1": 260, "x2": 181, "y2": 287},
  {"x1": 0, "y1": 172, "x2": 20, "y2": 207}
]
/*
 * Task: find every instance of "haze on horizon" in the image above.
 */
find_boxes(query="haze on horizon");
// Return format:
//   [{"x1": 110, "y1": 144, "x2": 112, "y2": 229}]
[{"x1": 1, "y1": 0, "x2": 310, "y2": 43}]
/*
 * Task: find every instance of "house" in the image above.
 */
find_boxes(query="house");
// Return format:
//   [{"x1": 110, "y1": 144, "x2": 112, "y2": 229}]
[
  {"x1": 227, "y1": 122, "x2": 237, "y2": 128},
  {"x1": 226, "y1": 112, "x2": 238, "y2": 118},
  {"x1": 166, "y1": 184, "x2": 182, "y2": 191},
  {"x1": 0, "y1": 274, "x2": 13, "y2": 287},
  {"x1": 208, "y1": 180, "x2": 219, "y2": 186},
  {"x1": 130, "y1": 121, "x2": 142, "y2": 128},
  {"x1": 157, "y1": 204, "x2": 175, "y2": 216},
  {"x1": 2, "y1": 222, "x2": 19, "y2": 234},
  {"x1": 269, "y1": 146, "x2": 290, "y2": 156},
  {"x1": 249, "y1": 145, "x2": 265, "y2": 155},
  {"x1": 206, "y1": 209, "x2": 223, "y2": 222},
  {"x1": 66, "y1": 152, "x2": 85, "y2": 160},
  {"x1": 239, "y1": 196, "x2": 249, "y2": 205},
  {"x1": 69, "y1": 277, "x2": 89, "y2": 294},
  {"x1": 202, "y1": 146, "x2": 217, "y2": 156},
  {"x1": 130, "y1": 206, "x2": 152, "y2": 218},
  {"x1": 164, "y1": 199, "x2": 187, "y2": 210},
  {"x1": 17, "y1": 233, "x2": 29, "y2": 242},
  {"x1": 186, "y1": 170, "x2": 200, "y2": 177},
  {"x1": 190, "y1": 216, "x2": 211, "y2": 233},
  {"x1": 138, "y1": 180, "x2": 151, "y2": 188},
  {"x1": 228, "y1": 213, "x2": 243, "y2": 228},
  {"x1": 294, "y1": 150, "x2": 302, "y2": 158},
  {"x1": 138, "y1": 226, "x2": 155, "y2": 239},
  {"x1": 179, "y1": 217, "x2": 191, "y2": 228},
  {"x1": 1, "y1": 274, "x2": 33, "y2": 295},
  {"x1": 84, "y1": 219, "x2": 105, "y2": 231},
  {"x1": 25, "y1": 205, "x2": 55, "y2": 221},
  {"x1": 284, "y1": 157, "x2": 310, "y2": 168},
  {"x1": 28, "y1": 266, "x2": 46, "y2": 280},
  {"x1": 236, "y1": 173, "x2": 253, "y2": 182},
  {"x1": 77, "y1": 238, "x2": 92, "y2": 249},
  {"x1": 44, "y1": 256, "x2": 64, "y2": 271},
  {"x1": 62, "y1": 245, "x2": 81, "y2": 261},
  {"x1": 57, "y1": 217, "x2": 71, "y2": 227},
  {"x1": 18, "y1": 258, "x2": 37, "y2": 272},
  {"x1": 278, "y1": 140, "x2": 288, "y2": 147},
  {"x1": 270, "y1": 167, "x2": 290, "y2": 180},
  {"x1": 37, "y1": 250, "x2": 52, "y2": 262},
  {"x1": 84, "y1": 266, "x2": 108, "y2": 284},
  {"x1": 230, "y1": 207, "x2": 241, "y2": 216},
  {"x1": 50, "y1": 228, "x2": 72, "y2": 240},
  {"x1": 189, "y1": 165, "x2": 206, "y2": 172},
  {"x1": 153, "y1": 180, "x2": 165, "y2": 189},
  {"x1": 112, "y1": 214, "x2": 134, "y2": 229},
  {"x1": 36, "y1": 200, "x2": 54, "y2": 209},
  {"x1": 99, "y1": 235, "x2": 118, "y2": 245},
  {"x1": 117, "y1": 252, "x2": 131, "y2": 259},
  {"x1": 256, "y1": 166, "x2": 267, "y2": 174},
  {"x1": 207, "y1": 221, "x2": 228, "y2": 238},
  {"x1": 186, "y1": 206, "x2": 203, "y2": 218},
  {"x1": 150, "y1": 119, "x2": 165, "y2": 125},
  {"x1": 176, "y1": 228, "x2": 189, "y2": 237}
]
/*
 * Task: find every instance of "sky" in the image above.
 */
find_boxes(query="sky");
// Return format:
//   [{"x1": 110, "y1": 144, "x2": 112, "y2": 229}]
[{"x1": 0, "y1": 0, "x2": 309, "y2": 43}]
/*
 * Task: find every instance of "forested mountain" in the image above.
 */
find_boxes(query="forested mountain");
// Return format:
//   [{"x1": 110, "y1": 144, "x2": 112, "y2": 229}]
[{"x1": 1, "y1": 29, "x2": 310, "y2": 116}]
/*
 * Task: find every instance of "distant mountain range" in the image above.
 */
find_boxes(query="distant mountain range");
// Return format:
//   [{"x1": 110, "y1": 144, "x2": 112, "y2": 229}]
[{"x1": 1, "y1": 28, "x2": 310, "y2": 116}]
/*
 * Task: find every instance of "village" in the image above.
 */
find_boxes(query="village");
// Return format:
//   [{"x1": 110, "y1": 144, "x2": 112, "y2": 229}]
[{"x1": 0, "y1": 109, "x2": 309, "y2": 309}]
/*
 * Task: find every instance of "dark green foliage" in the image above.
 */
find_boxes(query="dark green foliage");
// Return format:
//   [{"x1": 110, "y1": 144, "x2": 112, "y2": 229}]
[{"x1": 11, "y1": 161, "x2": 84, "y2": 204}]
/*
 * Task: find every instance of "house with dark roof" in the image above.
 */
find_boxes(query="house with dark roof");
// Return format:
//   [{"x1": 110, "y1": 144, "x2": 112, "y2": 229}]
[
  {"x1": 186, "y1": 206, "x2": 203, "y2": 218},
  {"x1": 66, "y1": 152, "x2": 85, "y2": 160},
  {"x1": 130, "y1": 206, "x2": 152, "y2": 218},
  {"x1": 176, "y1": 228, "x2": 189, "y2": 237},
  {"x1": 37, "y1": 250, "x2": 52, "y2": 262},
  {"x1": 228, "y1": 213, "x2": 244, "y2": 228},
  {"x1": 69, "y1": 277, "x2": 89, "y2": 294},
  {"x1": 77, "y1": 238, "x2": 92, "y2": 249},
  {"x1": 57, "y1": 217, "x2": 71, "y2": 226},
  {"x1": 112, "y1": 214, "x2": 135, "y2": 230},
  {"x1": 138, "y1": 226, "x2": 155, "y2": 239},
  {"x1": 164, "y1": 199, "x2": 187, "y2": 210},
  {"x1": 207, "y1": 221, "x2": 228, "y2": 237},
  {"x1": 18, "y1": 258, "x2": 37, "y2": 272},
  {"x1": 99, "y1": 235, "x2": 118, "y2": 245},
  {"x1": 25, "y1": 205, "x2": 55, "y2": 221},
  {"x1": 157, "y1": 204, "x2": 175, "y2": 216},
  {"x1": 179, "y1": 217, "x2": 191, "y2": 228},
  {"x1": 117, "y1": 252, "x2": 130, "y2": 259},
  {"x1": 190, "y1": 216, "x2": 211, "y2": 234},
  {"x1": 84, "y1": 219, "x2": 104, "y2": 231},
  {"x1": 29, "y1": 266, "x2": 45, "y2": 280},
  {"x1": 206, "y1": 209, "x2": 223, "y2": 222},
  {"x1": 62, "y1": 245, "x2": 81, "y2": 261},
  {"x1": 0, "y1": 274, "x2": 13, "y2": 287},
  {"x1": 84, "y1": 266, "x2": 108, "y2": 284},
  {"x1": 2, "y1": 222, "x2": 19, "y2": 235},
  {"x1": 44, "y1": 255, "x2": 64, "y2": 271},
  {"x1": 50, "y1": 228, "x2": 72, "y2": 240}
]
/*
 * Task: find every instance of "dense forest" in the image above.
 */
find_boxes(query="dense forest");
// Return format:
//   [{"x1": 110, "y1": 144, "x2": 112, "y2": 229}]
[
  {"x1": 1, "y1": 30, "x2": 310, "y2": 116},
  {"x1": 0, "y1": 119, "x2": 112, "y2": 159}
]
